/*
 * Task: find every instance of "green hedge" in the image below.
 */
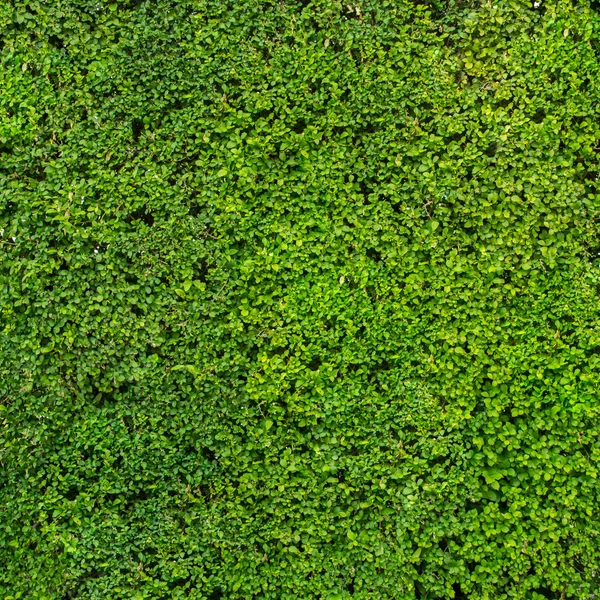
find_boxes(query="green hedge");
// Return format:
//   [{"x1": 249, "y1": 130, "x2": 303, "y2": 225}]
[{"x1": 2, "y1": 0, "x2": 600, "y2": 598}]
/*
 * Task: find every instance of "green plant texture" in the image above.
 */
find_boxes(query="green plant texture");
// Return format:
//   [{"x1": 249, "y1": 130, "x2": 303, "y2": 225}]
[{"x1": 2, "y1": 0, "x2": 600, "y2": 598}]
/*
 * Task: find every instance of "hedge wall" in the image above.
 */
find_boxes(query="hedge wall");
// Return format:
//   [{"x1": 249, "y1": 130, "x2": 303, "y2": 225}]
[{"x1": 2, "y1": 0, "x2": 600, "y2": 598}]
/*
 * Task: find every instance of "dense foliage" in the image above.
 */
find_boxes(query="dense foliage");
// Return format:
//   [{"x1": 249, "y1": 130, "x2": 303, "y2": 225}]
[{"x1": 2, "y1": 0, "x2": 600, "y2": 597}]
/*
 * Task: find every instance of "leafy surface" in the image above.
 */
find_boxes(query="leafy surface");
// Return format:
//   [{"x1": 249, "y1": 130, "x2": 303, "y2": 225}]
[{"x1": 2, "y1": 0, "x2": 600, "y2": 598}]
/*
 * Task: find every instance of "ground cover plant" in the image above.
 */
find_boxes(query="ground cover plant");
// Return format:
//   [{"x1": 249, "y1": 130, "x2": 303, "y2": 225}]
[{"x1": 2, "y1": 0, "x2": 600, "y2": 597}]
